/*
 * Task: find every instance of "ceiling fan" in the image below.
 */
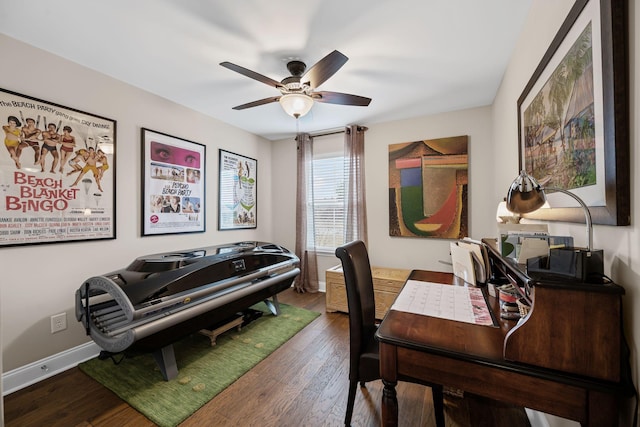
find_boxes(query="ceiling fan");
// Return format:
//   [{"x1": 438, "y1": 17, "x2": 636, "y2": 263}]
[{"x1": 220, "y1": 50, "x2": 371, "y2": 119}]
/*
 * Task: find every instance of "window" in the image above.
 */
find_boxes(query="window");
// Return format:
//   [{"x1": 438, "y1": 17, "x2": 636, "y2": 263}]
[{"x1": 310, "y1": 154, "x2": 345, "y2": 252}]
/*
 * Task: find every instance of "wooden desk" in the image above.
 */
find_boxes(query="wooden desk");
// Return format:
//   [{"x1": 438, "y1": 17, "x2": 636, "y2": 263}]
[{"x1": 375, "y1": 270, "x2": 629, "y2": 427}]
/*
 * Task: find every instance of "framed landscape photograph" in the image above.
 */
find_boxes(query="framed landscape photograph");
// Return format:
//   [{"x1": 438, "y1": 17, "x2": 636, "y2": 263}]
[
  {"x1": 0, "y1": 88, "x2": 116, "y2": 247},
  {"x1": 516, "y1": 0, "x2": 629, "y2": 225},
  {"x1": 141, "y1": 128, "x2": 205, "y2": 236},
  {"x1": 218, "y1": 149, "x2": 257, "y2": 230}
]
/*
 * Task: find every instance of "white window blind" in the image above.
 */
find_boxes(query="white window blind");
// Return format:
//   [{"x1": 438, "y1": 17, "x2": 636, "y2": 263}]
[{"x1": 310, "y1": 155, "x2": 346, "y2": 251}]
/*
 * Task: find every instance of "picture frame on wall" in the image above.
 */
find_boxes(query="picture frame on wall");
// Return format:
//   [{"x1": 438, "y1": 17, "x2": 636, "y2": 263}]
[
  {"x1": 218, "y1": 149, "x2": 257, "y2": 230},
  {"x1": 141, "y1": 128, "x2": 205, "y2": 236},
  {"x1": 517, "y1": 0, "x2": 629, "y2": 226},
  {"x1": 388, "y1": 136, "x2": 468, "y2": 239},
  {"x1": 0, "y1": 88, "x2": 116, "y2": 247}
]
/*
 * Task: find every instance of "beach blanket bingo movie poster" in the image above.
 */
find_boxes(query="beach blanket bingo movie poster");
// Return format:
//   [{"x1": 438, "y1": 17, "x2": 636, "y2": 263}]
[{"x1": 0, "y1": 89, "x2": 115, "y2": 247}]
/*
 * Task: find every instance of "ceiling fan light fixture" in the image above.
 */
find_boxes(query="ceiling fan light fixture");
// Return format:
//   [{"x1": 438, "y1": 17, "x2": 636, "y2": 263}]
[{"x1": 279, "y1": 93, "x2": 314, "y2": 119}]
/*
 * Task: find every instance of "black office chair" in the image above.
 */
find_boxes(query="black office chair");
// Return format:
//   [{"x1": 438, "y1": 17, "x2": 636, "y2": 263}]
[{"x1": 335, "y1": 240, "x2": 445, "y2": 427}]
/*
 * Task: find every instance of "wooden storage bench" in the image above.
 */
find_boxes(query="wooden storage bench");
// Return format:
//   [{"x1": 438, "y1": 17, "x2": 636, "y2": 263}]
[{"x1": 325, "y1": 265, "x2": 410, "y2": 319}]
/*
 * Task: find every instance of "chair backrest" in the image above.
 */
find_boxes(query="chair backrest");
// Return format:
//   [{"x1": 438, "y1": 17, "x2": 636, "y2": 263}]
[{"x1": 335, "y1": 240, "x2": 377, "y2": 370}]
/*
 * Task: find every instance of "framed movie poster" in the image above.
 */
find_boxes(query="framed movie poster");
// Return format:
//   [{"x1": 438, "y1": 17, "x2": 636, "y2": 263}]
[
  {"x1": 218, "y1": 149, "x2": 257, "y2": 230},
  {"x1": 141, "y1": 128, "x2": 205, "y2": 236},
  {"x1": 0, "y1": 88, "x2": 116, "y2": 247}
]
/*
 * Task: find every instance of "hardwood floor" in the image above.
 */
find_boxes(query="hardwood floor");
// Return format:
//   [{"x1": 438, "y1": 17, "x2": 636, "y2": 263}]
[{"x1": 4, "y1": 288, "x2": 530, "y2": 426}]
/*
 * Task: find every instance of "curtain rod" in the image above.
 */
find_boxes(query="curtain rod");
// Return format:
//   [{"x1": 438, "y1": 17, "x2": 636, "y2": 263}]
[
  {"x1": 311, "y1": 129, "x2": 345, "y2": 138},
  {"x1": 311, "y1": 126, "x2": 368, "y2": 138}
]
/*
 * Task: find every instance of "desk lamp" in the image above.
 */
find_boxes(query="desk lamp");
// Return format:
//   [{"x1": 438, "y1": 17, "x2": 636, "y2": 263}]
[{"x1": 506, "y1": 170, "x2": 603, "y2": 283}]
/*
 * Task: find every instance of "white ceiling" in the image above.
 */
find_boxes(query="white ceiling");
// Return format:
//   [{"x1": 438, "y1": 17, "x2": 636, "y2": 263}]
[{"x1": 0, "y1": 0, "x2": 531, "y2": 140}]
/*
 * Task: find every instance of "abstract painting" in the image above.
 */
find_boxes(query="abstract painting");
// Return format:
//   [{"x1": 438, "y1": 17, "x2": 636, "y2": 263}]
[{"x1": 389, "y1": 136, "x2": 468, "y2": 239}]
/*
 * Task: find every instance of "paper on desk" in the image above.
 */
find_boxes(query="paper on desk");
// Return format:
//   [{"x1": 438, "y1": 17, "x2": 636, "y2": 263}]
[
  {"x1": 391, "y1": 279, "x2": 494, "y2": 326},
  {"x1": 457, "y1": 239, "x2": 489, "y2": 283},
  {"x1": 450, "y1": 242, "x2": 476, "y2": 284},
  {"x1": 517, "y1": 238, "x2": 549, "y2": 263}
]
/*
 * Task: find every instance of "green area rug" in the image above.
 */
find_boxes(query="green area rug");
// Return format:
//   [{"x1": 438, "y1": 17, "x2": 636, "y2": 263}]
[{"x1": 79, "y1": 303, "x2": 320, "y2": 427}]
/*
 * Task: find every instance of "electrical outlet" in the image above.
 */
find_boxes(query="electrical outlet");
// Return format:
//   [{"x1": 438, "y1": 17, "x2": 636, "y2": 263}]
[{"x1": 51, "y1": 313, "x2": 67, "y2": 334}]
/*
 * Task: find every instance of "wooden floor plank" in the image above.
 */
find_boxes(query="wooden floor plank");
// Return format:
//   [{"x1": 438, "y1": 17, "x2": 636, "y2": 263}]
[{"x1": 4, "y1": 288, "x2": 530, "y2": 426}]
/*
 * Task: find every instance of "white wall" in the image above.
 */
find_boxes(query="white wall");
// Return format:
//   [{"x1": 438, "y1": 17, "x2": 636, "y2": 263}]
[
  {"x1": 2, "y1": 0, "x2": 639, "y2": 424},
  {"x1": 0, "y1": 34, "x2": 271, "y2": 372},
  {"x1": 272, "y1": 106, "x2": 494, "y2": 275},
  {"x1": 366, "y1": 107, "x2": 495, "y2": 271},
  {"x1": 493, "y1": 0, "x2": 639, "y2": 425},
  {"x1": 272, "y1": 1, "x2": 640, "y2": 425}
]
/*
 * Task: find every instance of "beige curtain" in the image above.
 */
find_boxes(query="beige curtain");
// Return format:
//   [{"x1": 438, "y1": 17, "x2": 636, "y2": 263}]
[
  {"x1": 344, "y1": 125, "x2": 368, "y2": 245},
  {"x1": 294, "y1": 132, "x2": 319, "y2": 293}
]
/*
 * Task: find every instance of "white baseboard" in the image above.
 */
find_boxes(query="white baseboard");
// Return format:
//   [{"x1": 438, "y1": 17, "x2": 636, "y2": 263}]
[
  {"x1": 2, "y1": 341, "x2": 100, "y2": 396},
  {"x1": 1, "y1": 283, "x2": 326, "y2": 397}
]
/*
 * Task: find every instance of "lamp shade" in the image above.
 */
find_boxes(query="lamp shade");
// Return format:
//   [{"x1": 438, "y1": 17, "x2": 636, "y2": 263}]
[
  {"x1": 506, "y1": 170, "x2": 546, "y2": 214},
  {"x1": 279, "y1": 94, "x2": 314, "y2": 118}
]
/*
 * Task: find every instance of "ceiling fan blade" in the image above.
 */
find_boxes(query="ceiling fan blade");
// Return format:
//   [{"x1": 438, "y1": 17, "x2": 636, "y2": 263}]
[
  {"x1": 302, "y1": 50, "x2": 348, "y2": 89},
  {"x1": 220, "y1": 62, "x2": 284, "y2": 89},
  {"x1": 232, "y1": 96, "x2": 281, "y2": 110},
  {"x1": 313, "y1": 91, "x2": 371, "y2": 106}
]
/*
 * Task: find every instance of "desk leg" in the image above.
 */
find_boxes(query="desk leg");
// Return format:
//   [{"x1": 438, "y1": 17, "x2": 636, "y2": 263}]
[
  {"x1": 585, "y1": 390, "x2": 618, "y2": 427},
  {"x1": 382, "y1": 379, "x2": 398, "y2": 427},
  {"x1": 380, "y1": 342, "x2": 399, "y2": 427}
]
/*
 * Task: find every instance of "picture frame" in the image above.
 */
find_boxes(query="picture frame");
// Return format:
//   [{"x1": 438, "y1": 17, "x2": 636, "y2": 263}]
[
  {"x1": 141, "y1": 128, "x2": 205, "y2": 236},
  {"x1": 0, "y1": 88, "x2": 116, "y2": 247},
  {"x1": 517, "y1": 0, "x2": 629, "y2": 226},
  {"x1": 218, "y1": 149, "x2": 257, "y2": 230},
  {"x1": 388, "y1": 136, "x2": 468, "y2": 239}
]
